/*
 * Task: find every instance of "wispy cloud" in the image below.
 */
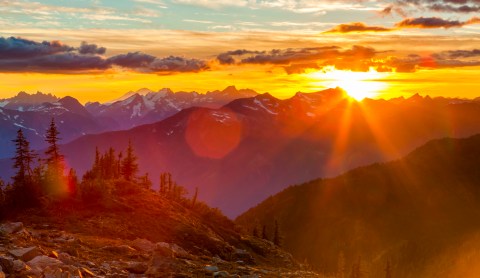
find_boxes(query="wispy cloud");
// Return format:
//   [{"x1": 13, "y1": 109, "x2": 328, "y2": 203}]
[
  {"x1": 396, "y1": 16, "x2": 480, "y2": 29},
  {"x1": 323, "y1": 22, "x2": 393, "y2": 33}
]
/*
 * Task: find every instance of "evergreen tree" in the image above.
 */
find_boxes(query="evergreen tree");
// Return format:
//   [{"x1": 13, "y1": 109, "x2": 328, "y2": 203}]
[
  {"x1": 191, "y1": 187, "x2": 198, "y2": 207},
  {"x1": 273, "y1": 219, "x2": 282, "y2": 246},
  {"x1": 385, "y1": 259, "x2": 392, "y2": 278},
  {"x1": 262, "y1": 225, "x2": 269, "y2": 241},
  {"x1": 67, "y1": 168, "x2": 78, "y2": 197},
  {"x1": 337, "y1": 252, "x2": 346, "y2": 278},
  {"x1": 139, "y1": 172, "x2": 152, "y2": 189},
  {"x1": 121, "y1": 140, "x2": 138, "y2": 181},
  {"x1": 45, "y1": 118, "x2": 64, "y2": 166},
  {"x1": 252, "y1": 226, "x2": 259, "y2": 237},
  {"x1": 12, "y1": 129, "x2": 36, "y2": 184},
  {"x1": 44, "y1": 118, "x2": 66, "y2": 196}
]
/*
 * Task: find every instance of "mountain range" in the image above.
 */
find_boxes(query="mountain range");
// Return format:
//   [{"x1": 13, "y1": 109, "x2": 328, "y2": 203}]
[
  {"x1": 3, "y1": 87, "x2": 480, "y2": 218},
  {"x1": 236, "y1": 133, "x2": 480, "y2": 278},
  {"x1": 0, "y1": 86, "x2": 257, "y2": 158}
]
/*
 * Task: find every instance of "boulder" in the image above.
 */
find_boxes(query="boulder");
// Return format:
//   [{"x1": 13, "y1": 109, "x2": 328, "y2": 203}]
[
  {"x1": 43, "y1": 266, "x2": 71, "y2": 278},
  {"x1": 131, "y1": 238, "x2": 156, "y2": 253},
  {"x1": 27, "y1": 255, "x2": 63, "y2": 271},
  {"x1": 205, "y1": 265, "x2": 219, "y2": 272},
  {"x1": 0, "y1": 256, "x2": 14, "y2": 274},
  {"x1": 8, "y1": 246, "x2": 42, "y2": 261},
  {"x1": 0, "y1": 222, "x2": 23, "y2": 234},
  {"x1": 125, "y1": 261, "x2": 148, "y2": 274},
  {"x1": 100, "y1": 245, "x2": 136, "y2": 254},
  {"x1": 214, "y1": 270, "x2": 230, "y2": 277}
]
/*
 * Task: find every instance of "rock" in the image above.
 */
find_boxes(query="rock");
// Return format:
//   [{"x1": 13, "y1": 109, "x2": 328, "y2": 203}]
[
  {"x1": 131, "y1": 238, "x2": 156, "y2": 253},
  {"x1": 145, "y1": 249, "x2": 177, "y2": 275},
  {"x1": 27, "y1": 255, "x2": 63, "y2": 271},
  {"x1": 8, "y1": 246, "x2": 42, "y2": 261},
  {"x1": 0, "y1": 256, "x2": 14, "y2": 274},
  {"x1": 154, "y1": 243, "x2": 174, "y2": 258},
  {"x1": 44, "y1": 266, "x2": 71, "y2": 278},
  {"x1": 125, "y1": 261, "x2": 148, "y2": 274},
  {"x1": 57, "y1": 252, "x2": 74, "y2": 265},
  {"x1": 101, "y1": 245, "x2": 136, "y2": 254},
  {"x1": 170, "y1": 243, "x2": 190, "y2": 258},
  {"x1": 205, "y1": 265, "x2": 219, "y2": 272},
  {"x1": 214, "y1": 270, "x2": 230, "y2": 277},
  {"x1": 0, "y1": 222, "x2": 23, "y2": 234},
  {"x1": 0, "y1": 271, "x2": 4, "y2": 278},
  {"x1": 234, "y1": 249, "x2": 254, "y2": 265},
  {"x1": 13, "y1": 260, "x2": 29, "y2": 272}
]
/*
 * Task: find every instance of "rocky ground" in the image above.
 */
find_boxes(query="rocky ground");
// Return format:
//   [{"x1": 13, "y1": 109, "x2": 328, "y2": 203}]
[{"x1": 0, "y1": 189, "x2": 319, "y2": 277}]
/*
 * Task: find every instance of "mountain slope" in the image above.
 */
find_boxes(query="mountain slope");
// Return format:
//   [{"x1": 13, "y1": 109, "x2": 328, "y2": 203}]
[
  {"x1": 236, "y1": 134, "x2": 480, "y2": 278},
  {"x1": 85, "y1": 86, "x2": 258, "y2": 129},
  {"x1": 49, "y1": 90, "x2": 480, "y2": 218}
]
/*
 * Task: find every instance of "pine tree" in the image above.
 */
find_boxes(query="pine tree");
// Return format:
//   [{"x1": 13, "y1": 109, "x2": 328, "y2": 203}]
[
  {"x1": 337, "y1": 252, "x2": 346, "y2": 278},
  {"x1": 45, "y1": 118, "x2": 64, "y2": 166},
  {"x1": 121, "y1": 140, "x2": 138, "y2": 181},
  {"x1": 262, "y1": 225, "x2": 269, "y2": 241},
  {"x1": 44, "y1": 118, "x2": 66, "y2": 196},
  {"x1": 273, "y1": 219, "x2": 282, "y2": 246},
  {"x1": 191, "y1": 187, "x2": 198, "y2": 207},
  {"x1": 385, "y1": 259, "x2": 392, "y2": 278},
  {"x1": 252, "y1": 226, "x2": 259, "y2": 237},
  {"x1": 67, "y1": 168, "x2": 78, "y2": 197},
  {"x1": 12, "y1": 129, "x2": 36, "y2": 184}
]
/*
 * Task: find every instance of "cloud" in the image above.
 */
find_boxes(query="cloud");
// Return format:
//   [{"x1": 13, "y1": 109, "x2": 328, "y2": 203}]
[
  {"x1": 0, "y1": 36, "x2": 209, "y2": 74},
  {"x1": 172, "y1": 0, "x2": 248, "y2": 9},
  {"x1": 390, "y1": 0, "x2": 480, "y2": 13},
  {"x1": 78, "y1": 42, "x2": 106, "y2": 55},
  {"x1": 0, "y1": 37, "x2": 75, "y2": 59},
  {"x1": 395, "y1": 16, "x2": 480, "y2": 28},
  {"x1": 323, "y1": 22, "x2": 393, "y2": 33},
  {"x1": 434, "y1": 49, "x2": 480, "y2": 59},
  {"x1": 108, "y1": 52, "x2": 208, "y2": 73}
]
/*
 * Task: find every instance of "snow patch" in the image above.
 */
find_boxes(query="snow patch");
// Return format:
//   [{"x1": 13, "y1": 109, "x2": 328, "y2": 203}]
[
  {"x1": 253, "y1": 99, "x2": 278, "y2": 115},
  {"x1": 13, "y1": 123, "x2": 39, "y2": 135},
  {"x1": 131, "y1": 103, "x2": 142, "y2": 118}
]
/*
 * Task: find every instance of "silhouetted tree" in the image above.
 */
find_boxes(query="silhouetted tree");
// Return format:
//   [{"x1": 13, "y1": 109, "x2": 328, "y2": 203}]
[
  {"x1": 67, "y1": 168, "x2": 78, "y2": 197},
  {"x1": 350, "y1": 256, "x2": 362, "y2": 278},
  {"x1": 337, "y1": 252, "x2": 346, "y2": 278},
  {"x1": 252, "y1": 226, "x2": 259, "y2": 237},
  {"x1": 139, "y1": 172, "x2": 152, "y2": 189},
  {"x1": 44, "y1": 118, "x2": 65, "y2": 183},
  {"x1": 262, "y1": 225, "x2": 269, "y2": 241},
  {"x1": 121, "y1": 140, "x2": 138, "y2": 181},
  {"x1": 385, "y1": 259, "x2": 392, "y2": 278},
  {"x1": 12, "y1": 129, "x2": 36, "y2": 184},
  {"x1": 192, "y1": 187, "x2": 198, "y2": 207},
  {"x1": 273, "y1": 219, "x2": 282, "y2": 246}
]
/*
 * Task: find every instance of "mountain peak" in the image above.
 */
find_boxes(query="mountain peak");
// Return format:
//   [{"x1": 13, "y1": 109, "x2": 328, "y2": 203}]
[{"x1": 222, "y1": 85, "x2": 238, "y2": 94}]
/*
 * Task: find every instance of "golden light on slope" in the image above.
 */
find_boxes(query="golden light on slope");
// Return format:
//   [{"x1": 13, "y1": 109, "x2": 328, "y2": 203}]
[{"x1": 308, "y1": 67, "x2": 390, "y2": 101}]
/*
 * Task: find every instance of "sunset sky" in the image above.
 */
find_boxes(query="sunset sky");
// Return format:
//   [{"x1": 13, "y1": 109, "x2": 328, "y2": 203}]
[{"x1": 0, "y1": 0, "x2": 479, "y2": 102}]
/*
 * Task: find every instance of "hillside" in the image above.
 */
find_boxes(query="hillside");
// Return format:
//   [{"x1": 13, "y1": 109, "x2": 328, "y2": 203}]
[
  {"x1": 0, "y1": 187, "x2": 317, "y2": 277},
  {"x1": 236, "y1": 134, "x2": 480, "y2": 278}
]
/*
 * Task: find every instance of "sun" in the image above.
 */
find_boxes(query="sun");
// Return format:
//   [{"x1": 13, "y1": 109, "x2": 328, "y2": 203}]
[{"x1": 307, "y1": 67, "x2": 389, "y2": 101}]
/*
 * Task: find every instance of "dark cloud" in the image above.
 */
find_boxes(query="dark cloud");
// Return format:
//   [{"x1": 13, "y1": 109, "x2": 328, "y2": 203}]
[
  {"x1": 217, "y1": 49, "x2": 263, "y2": 65},
  {"x1": 0, "y1": 37, "x2": 75, "y2": 59},
  {"x1": 107, "y1": 52, "x2": 156, "y2": 68},
  {"x1": 395, "y1": 16, "x2": 479, "y2": 28},
  {"x1": 0, "y1": 37, "x2": 209, "y2": 74},
  {"x1": 78, "y1": 42, "x2": 106, "y2": 55},
  {"x1": 434, "y1": 49, "x2": 480, "y2": 59},
  {"x1": 391, "y1": 0, "x2": 480, "y2": 13},
  {"x1": 108, "y1": 52, "x2": 208, "y2": 73},
  {"x1": 323, "y1": 22, "x2": 393, "y2": 33}
]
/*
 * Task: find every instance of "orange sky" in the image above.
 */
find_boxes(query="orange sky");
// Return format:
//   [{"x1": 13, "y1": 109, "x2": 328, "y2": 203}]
[{"x1": 0, "y1": 0, "x2": 479, "y2": 103}]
